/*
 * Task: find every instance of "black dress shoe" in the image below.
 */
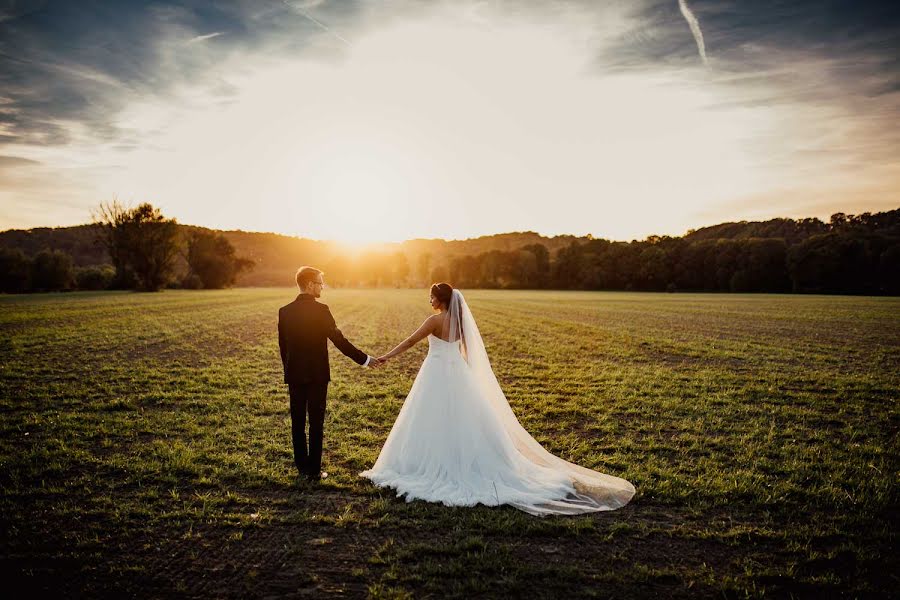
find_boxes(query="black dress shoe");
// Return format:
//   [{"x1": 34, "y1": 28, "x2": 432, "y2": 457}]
[{"x1": 306, "y1": 471, "x2": 328, "y2": 482}]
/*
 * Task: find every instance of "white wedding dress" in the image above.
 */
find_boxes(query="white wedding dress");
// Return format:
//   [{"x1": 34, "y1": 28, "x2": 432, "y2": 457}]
[{"x1": 360, "y1": 290, "x2": 635, "y2": 516}]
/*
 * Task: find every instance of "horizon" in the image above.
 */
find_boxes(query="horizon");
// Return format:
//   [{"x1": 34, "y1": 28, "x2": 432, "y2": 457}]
[
  {"x1": 1, "y1": 1, "x2": 898, "y2": 243},
  {"x1": 6, "y1": 205, "x2": 894, "y2": 249}
]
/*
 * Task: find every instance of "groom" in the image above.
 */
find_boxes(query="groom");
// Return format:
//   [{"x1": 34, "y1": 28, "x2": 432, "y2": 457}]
[{"x1": 278, "y1": 266, "x2": 379, "y2": 481}]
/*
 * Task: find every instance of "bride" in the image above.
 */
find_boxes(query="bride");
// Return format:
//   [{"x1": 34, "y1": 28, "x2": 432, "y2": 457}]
[{"x1": 360, "y1": 283, "x2": 635, "y2": 516}]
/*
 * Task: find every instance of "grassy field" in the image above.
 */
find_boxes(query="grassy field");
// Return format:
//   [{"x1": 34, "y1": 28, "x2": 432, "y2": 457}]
[{"x1": 0, "y1": 288, "x2": 897, "y2": 598}]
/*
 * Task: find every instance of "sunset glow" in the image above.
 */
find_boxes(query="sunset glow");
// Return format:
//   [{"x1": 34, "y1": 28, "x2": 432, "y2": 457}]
[{"x1": 1, "y1": 1, "x2": 897, "y2": 242}]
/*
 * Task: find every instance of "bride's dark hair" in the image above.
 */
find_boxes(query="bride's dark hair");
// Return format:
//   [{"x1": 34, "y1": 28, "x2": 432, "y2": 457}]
[{"x1": 430, "y1": 282, "x2": 453, "y2": 308}]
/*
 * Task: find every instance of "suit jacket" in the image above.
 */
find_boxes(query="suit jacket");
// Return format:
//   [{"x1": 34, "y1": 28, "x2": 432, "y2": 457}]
[{"x1": 278, "y1": 294, "x2": 368, "y2": 384}]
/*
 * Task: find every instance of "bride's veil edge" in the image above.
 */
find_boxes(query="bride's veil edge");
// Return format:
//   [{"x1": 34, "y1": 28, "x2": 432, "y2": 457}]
[{"x1": 448, "y1": 289, "x2": 636, "y2": 515}]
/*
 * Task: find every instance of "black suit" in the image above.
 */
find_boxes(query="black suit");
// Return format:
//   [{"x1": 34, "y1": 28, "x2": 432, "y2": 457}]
[{"x1": 278, "y1": 293, "x2": 368, "y2": 477}]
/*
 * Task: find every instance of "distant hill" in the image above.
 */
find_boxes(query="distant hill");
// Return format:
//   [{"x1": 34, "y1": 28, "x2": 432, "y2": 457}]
[
  {"x1": 684, "y1": 218, "x2": 829, "y2": 245},
  {"x1": 684, "y1": 211, "x2": 900, "y2": 245},
  {"x1": 0, "y1": 224, "x2": 108, "y2": 266},
  {"x1": 0, "y1": 224, "x2": 586, "y2": 287}
]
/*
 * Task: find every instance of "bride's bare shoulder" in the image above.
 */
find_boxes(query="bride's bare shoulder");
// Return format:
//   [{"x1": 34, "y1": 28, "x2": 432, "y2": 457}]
[
  {"x1": 416, "y1": 313, "x2": 438, "y2": 328},
  {"x1": 423, "y1": 313, "x2": 445, "y2": 334}
]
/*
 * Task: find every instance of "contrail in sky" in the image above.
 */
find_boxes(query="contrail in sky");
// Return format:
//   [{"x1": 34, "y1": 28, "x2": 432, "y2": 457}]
[
  {"x1": 188, "y1": 32, "x2": 224, "y2": 44},
  {"x1": 678, "y1": 0, "x2": 708, "y2": 65},
  {"x1": 283, "y1": 0, "x2": 352, "y2": 47}
]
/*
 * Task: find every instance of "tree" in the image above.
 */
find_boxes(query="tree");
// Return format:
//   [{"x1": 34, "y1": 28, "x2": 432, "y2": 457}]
[
  {"x1": 324, "y1": 255, "x2": 352, "y2": 287},
  {"x1": 0, "y1": 247, "x2": 32, "y2": 293},
  {"x1": 714, "y1": 239, "x2": 741, "y2": 291},
  {"x1": 93, "y1": 201, "x2": 135, "y2": 288},
  {"x1": 184, "y1": 230, "x2": 254, "y2": 289},
  {"x1": 830, "y1": 212, "x2": 848, "y2": 229},
  {"x1": 31, "y1": 248, "x2": 74, "y2": 291},
  {"x1": 552, "y1": 242, "x2": 585, "y2": 288},
  {"x1": 522, "y1": 243, "x2": 550, "y2": 287},
  {"x1": 357, "y1": 252, "x2": 391, "y2": 287},
  {"x1": 417, "y1": 252, "x2": 432, "y2": 284},
  {"x1": 479, "y1": 250, "x2": 508, "y2": 287},
  {"x1": 787, "y1": 232, "x2": 868, "y2": 293},
  {"x1": 430, "y1": 264, "x2": 448, "y2": 283},
  {"x1": 93, "y1": 201, "x2": 179, "y2": 291},
  {"x1": 637, "y1": 245, "x2": 669, "y2": 290},
  {"x1": 390, "y1": 251, "x2": 410, "y2": 287},
  {"x1": 744, "y1": 238, "x2": 789, "y2": 292},
  {"x1": 449, "y1": 254, "x2": 481, "y2": 287},
  {"x1": 75, "y1": 265, "x2": 116, "y2": 290},
  {"x1": 879, "y1": 244, "x2": 900, "y2": 295}
]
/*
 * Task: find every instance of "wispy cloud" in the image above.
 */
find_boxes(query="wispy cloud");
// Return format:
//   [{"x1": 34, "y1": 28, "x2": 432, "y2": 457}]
[{"x1": 0, "y1": 155, "x2": 40, "y2": 167}]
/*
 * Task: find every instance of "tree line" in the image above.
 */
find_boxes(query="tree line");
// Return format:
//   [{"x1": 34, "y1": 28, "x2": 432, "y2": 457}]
[
  {"x1": 439, "y1": 211, "x2": 899, "y2": 294},
  {"x1": 1, "y1": 207, "x2": 897, "y2": 294},
  {"x1": 0, "y1": 202, "x2": 252, "y2": 293}
]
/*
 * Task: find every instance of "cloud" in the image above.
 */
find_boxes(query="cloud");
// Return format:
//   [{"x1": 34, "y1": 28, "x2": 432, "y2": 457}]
[
  {"x1": 0, "y1": 0, "x2": 48, "y2": 24},
  {"x1": 0, "y1": 160, "x2": 118, "y2": 229},
  {"x1": 0, "y1": 2, "x2": 294, "y2": 147},
  {"x1": 0, "y1": 155, "x2": 40, "y2": 166},
  {"x1": 0, "y1": 0, "x2": 898, "y2": 237}
]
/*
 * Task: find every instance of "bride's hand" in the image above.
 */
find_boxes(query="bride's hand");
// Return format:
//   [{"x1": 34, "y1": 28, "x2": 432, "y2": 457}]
[{"x1": 376, "y1": 355, "x2": 390, "y2": 363}]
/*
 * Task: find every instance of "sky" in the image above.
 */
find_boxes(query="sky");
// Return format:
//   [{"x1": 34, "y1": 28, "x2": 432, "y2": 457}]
[{"x1": 0, "y1": 0, "x2": 898, "y2": 244}]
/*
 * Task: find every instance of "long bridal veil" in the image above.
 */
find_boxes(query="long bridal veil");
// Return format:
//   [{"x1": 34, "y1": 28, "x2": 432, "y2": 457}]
[{"x1": 446, "y1": 289, "x2": 635, "y2": 515}]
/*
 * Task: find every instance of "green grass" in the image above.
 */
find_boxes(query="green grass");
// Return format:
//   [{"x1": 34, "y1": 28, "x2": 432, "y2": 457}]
[{"x1": 1, "y1": 288, "x2": 897, "y2": 598}]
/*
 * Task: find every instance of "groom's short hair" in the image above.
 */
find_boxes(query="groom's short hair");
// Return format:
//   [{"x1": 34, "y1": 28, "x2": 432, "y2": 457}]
[{"x1": 296, "y1": 266, "x2": 323, "y2": 289}]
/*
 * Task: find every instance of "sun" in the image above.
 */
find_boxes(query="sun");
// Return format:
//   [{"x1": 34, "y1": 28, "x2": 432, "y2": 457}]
[
  {"x1": 293, "y1": 138, "x2": 419, "y2": 245},
  {"x1": 100, "y1": 8, "x2": 792, "y2": 244}
]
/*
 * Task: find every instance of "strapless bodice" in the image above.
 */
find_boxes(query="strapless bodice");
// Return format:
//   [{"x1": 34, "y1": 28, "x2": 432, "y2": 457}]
[{"x1": 427, "y1": 333, "x2": 461, "y2": 359}]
